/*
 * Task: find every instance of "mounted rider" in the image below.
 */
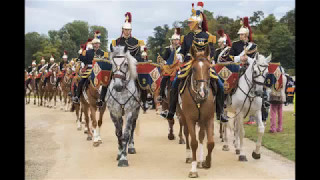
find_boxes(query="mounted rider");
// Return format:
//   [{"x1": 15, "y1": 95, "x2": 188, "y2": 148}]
[
  {"x1": 229, "y1": 17, "x2": 257, "y2": 68},
  {"x1": 161, "y1": 2, "x2": 228, "y2": 122},
  {"x1": 97, "y1": 12, "x2": 145, "y2": 107},
  {"x1": 213, "y1": 29, "x2": 232, "y2": 64},
  {"x1": 141, "y1": 47, "x2": 148, "y2": 62},
  {"x1": 157, "y1": 27, "x2": 182, "y2": 102},
  {"x1": 26, "y1": 60, "x2": 37, "y2": 88},
  {"x1": 56, "y1": 51, "x2": 69, "y2": 88},
  {"x1": 44, "y1": 55, "x2": 57, "y2": 87},
  {"x1": 35, "y1": 57, "x2": 46, "y2": 91},
  {"x1": 73, "y1": 31, "x2": 107, "y2": 104}
]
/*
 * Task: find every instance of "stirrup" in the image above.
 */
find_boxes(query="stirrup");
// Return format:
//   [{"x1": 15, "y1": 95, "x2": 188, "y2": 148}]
[
  {"x1": 73, "y1": 96, "x2": 80, "y2": 104},
  {"x1": 157, "y1": 96, "x2": 163, "y2": 102}
]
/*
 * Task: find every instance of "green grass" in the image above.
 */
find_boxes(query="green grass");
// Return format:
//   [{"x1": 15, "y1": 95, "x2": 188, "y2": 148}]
[{"x1": 244, "y1": 111, "x2": 295, "y2": 161}]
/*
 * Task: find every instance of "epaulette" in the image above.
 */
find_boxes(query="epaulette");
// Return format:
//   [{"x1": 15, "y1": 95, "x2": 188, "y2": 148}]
[
  {"x1": 112, "y1": 40, "x2": 116, "y2": 47},
  {"x1": 206, "y1": 32, "x2": 216, "y2": 44},
  {"x1": 104, "y1": 52, "x2": 108, "y2": 58},
  {"x1": 138, "y1": 39, "x2": 145, "y2": 46},
  {"x1": 82, "y1": 50, "x2": 86, "y2": 56},
  {"x1": 180, "y1": 35, "x2": 184, "y2": 44}
]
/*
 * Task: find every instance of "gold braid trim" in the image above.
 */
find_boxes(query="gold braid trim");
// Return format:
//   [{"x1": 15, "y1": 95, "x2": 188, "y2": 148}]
[
  {"x1": 82, "y1": 50, "x2": 86, "y2": 56},
  {"x1": 180, "y1": 35, "x2": 184, "y2": 44},
  {"x1": 138, "y1": 40, "x2": 145, "y2": 46},
  {"x1": 112, "y1": 40, "x2": 116, "y2": 47},
  {"x1": 208, "y1": 34, "x2": 216, "y2": 44}
]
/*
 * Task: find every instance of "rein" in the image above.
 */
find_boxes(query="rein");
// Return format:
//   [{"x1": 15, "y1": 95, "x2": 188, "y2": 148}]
[{"x1": 230, "y1": 60, "x2": 268, "y2": 119}]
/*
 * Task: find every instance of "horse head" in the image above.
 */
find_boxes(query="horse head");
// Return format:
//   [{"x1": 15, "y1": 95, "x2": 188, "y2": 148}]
[
  {"x1": 249, "y1": 53, "x2": 271, "y2": 97},
  {"x1": 110, "y1": 45, "x2": 137, "y2": 92},
  {"x1": 190, "y1": 44, "x2": 211, "y2": 102}
]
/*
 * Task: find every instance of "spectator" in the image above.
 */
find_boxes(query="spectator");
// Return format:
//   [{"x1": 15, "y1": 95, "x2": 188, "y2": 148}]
[{"x1": 269, "y1": 81, "x2": 286, "y2": 133}]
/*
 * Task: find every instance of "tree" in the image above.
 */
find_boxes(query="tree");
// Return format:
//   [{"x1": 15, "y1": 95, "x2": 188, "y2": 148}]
[
  {"x1": 268, "y1": 24, "x2": 295, "y2": 69},
  {"x1": 146, "y1": 24, "x2": 169, "y2": 62},
  {"x1": 250, "y1": 11, "x2": 264, "y2": 26},
  {"x1": 258, "y1": 14, "x2": 278, "y2": 35},
  {"x1": 63, "y1": 20, "x2": 89, "y2": 47},
  {"x1": 25, "y1": 32, "x2": 42, "y2": 66},
  {"x1": 280, "y1": 8, "x2": 295, "y2": 36}
]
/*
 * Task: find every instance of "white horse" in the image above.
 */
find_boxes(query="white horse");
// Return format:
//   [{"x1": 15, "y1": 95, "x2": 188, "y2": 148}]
[
  {"x1": 105, "y1": 45, "x2": 141, "y2": 167},
  {"x1": 223, "y1": 53, "x2": 281, "y2": 161}
]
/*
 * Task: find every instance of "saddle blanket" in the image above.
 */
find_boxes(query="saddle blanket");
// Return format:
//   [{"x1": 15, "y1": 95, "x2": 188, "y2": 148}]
[
  {"x1": 213, "y1": 63, "x2": 240, "y2": 94},
  {"x1": 136, "y1": 62, "x2": 162, "y2": 94},
  {"x1": 89, "y1": 58, "x2": 112, "y2": 87}
]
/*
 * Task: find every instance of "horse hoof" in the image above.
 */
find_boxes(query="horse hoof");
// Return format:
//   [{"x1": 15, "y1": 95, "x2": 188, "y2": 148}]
[
  {"x1": 77, "y1": 127, "x2": 82, "y2": 131},
  {"x1": 221, "y1": 139, "x2": 224, "y2": 142},
  {"x1": 84, "y1": 130, "x2": 88, "y2": 134},
  {"x1": 252, "y1": 151, "x2": 261, "y2": 159},
  {"x1": 188, "y1": 171, "x2": 199, "y2": 178},
  {"x1": 197, "y1": 162, "x2": 203, "y2": 169},
  {"x1": 81, "y1": 121, "x2": 86, "y2": 124},
  {"x1": 202, "y1": 161, "x2": 211, "y2": 169},
  {"x1": 236, "y1": 149, "x2": 240, "y2": 155},
  {"x1": 116, "y1": 154, "x2": 121, "y2": 161},
  {"x1": 179, "y1": 139, "x2": 185, "y2": 144},
  {"x1": 168, "y1": 134, "x2": 175, "y2": 140},
  {"x1": 239, "y1": 155, "x2": 248, "y2": 162},
  {"x1": 222, "y1": 145, "x2": 230, "y2": 151},
  {"x1": 128, "y1": 148, "x2": 136, "y2": 154},
  {"x1": 87, "y1": 136, "x2": 92, "y2": 141},
  {"x1": 93, "y1": 142, "x2": 100, "y2": 147},
  {"x1": 118, "y1": 160, "x2": 129, "y2": 167},
  {"x1": 185, "y1": 158, "x2": 192, "y2": 164},
  {"x1": 98, "y1": 140, "x2": 103, "y2": 144}
]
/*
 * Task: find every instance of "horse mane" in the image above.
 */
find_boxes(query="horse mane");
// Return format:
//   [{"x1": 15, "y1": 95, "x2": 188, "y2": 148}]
[{"x1": 111, "y1": 46, "x2": 137, "y2": 80}]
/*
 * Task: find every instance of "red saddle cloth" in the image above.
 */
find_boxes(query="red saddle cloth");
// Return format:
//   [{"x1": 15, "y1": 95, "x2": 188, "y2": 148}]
[
  {"x1": 58, "y1": 70, "x2": 65, "y2": 78},
  {"x1": 45, "y1": 72, "x2": 52, "y2": 78}
]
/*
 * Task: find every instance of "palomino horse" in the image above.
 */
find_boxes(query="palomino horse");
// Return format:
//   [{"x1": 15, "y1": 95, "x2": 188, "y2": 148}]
[
  {"x1": 223, "y1": 53, "x2": 275, "y2": 162},
  {"x1": 178, "y1": 45, "x2": 216, "y2": 178},
  {"x1": 106, "y1": 45, "x2": 140, "y2": 167},
  {"x1": 161, "y1": 80, "x2": 185, "y2": 144},
  {"x1": 44, "y1": 64, "x2": 59, "y2": 108},
  {"x1": 80, "y1": 63, "x2": 107, "y2": 147},
  {"x1": 60, "y1": 65, "x2": 73, "y2": 111}
]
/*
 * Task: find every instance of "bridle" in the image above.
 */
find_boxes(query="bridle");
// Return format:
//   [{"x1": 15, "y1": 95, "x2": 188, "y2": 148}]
[
  {"x1": 112, "y1": 55, "x2": 128, "y2": 83},
  {"x1": 233, "y1": 60, "x2": 269, "y2": 119}
]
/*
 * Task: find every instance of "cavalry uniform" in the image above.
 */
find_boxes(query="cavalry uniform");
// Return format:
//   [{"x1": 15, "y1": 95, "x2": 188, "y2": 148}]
[
  {"x1": 35, "y1": 57, "x2": 46, "y2": 90},
  {"x1": 98, "y1": 12, "x2": 145, "y2": 108},
  {"x1": 44, "y1": 56, "x2": 56, "y2": 87},
  {"x1": 56, "y1": 51, "x2": 69, "y2": 88},
  {"x1": 161, "y1": 2, "x2": 228, "y2": 122},
  {"x1": 158, "y1": 28, "x2": 182, "y2": 100},
  {"x1": 228, "y1": 17, "x2": 258, "y2": 76},
  {"x1": 213, "y1": 29, "x2": 232, "y2": 64},
  {"x1": 73, "y1": 31, "x2": 107, "y2": 104},
  {"x1": 26, "y1": 61, "x2": 37, "y2": 87}
]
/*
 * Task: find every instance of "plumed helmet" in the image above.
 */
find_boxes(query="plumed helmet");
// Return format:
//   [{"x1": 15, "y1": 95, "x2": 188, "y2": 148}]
[
  {"x1": 122, "y1": 12, "x2": 132, "y2": 29},
  {"x1": 170, "y1": 28, "x2": 181, "y2": 40},
  {"x1": 62, "y1": 51, "x2": 68, "y2": 59},
  {"x1": 217, "y1": 29, "x2": 232, "y2": 47},
  {"x1": 92, "y1": 30, "x2": 101, "y2": 44},
  {"x1": 50, "y1": 54, "x2": 54, "y2": 62},
  {"x1": 32, "y1": 60, "x2": 36, "y2": 65},
  {"x1": 238, "y1": 17, "x2": 253, "y2": 42},
  {"x1": 41, "y1": 56, "x2": 45, "y2": 63},
  {"x1": 187, "y1": 2, "x2": 208, "y2": 31}
]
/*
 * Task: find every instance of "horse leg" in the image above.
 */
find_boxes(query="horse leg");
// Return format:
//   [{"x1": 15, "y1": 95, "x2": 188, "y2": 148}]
[
  {"x1": 238, "y1": 115, "x2": 247, "y2": 161},
  {"x1": 184, "y1": 123, "x2": 192, "y2": 163},
  {"x1": 197, "y1": 126, "x2": 205, "y2": 169},
  {"x1": 75, "y1": 104, "x2": 82, "y2": 131},
  {"x1": 234, "y1": 114, "x2": 240, "y2": 154},
  {"x1": 128, "y1": 107, "x2": 140, "y2": 154},
  {"x1": 252, "y1": 110, "x2": 264, "y2": 160},
  {"x1": 202, "y1": 117, "x2": 215, "y2": 169},
  {"x1": 97, "y1": 105, "x2": 106, "y2": 144},
  {"x1": 90, "y1": 105, "x2": 99, "y2": 147},
  {"x1": 168, "y1": 118, "x2": 175, "y2": 140},
  {"x1": 110, "y1": 113, "x2": 123, "y2": 161},
  {"x1": 53, "y1": 90, "x2": 57, "y2": 109},
  {"x1": 222, "y1": 121, "x2": 230, "y2": 151},
  {"x1": 83, "y1": 104, "x2": 92, "y2": 140},
  {"x1": 186, "y1": 118, "x2": 198, "y2": 178},
  {"x1": 178, "y1": 116, "x2": 185, "y2": 144}
]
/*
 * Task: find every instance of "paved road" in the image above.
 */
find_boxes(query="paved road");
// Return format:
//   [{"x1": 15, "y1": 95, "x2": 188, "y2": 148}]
[{"x1": 25, "y1": 100, "x2": 295, "y2": 180}]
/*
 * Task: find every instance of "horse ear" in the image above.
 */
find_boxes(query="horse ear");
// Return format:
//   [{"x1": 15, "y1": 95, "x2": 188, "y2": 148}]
[
  {"x1": 265, "y1": 53, "x2": 272, "y2": 63},
  {"x1": 254, "y1": 52, "x2": 259, "y2": 60},
  {"x1": 204, "y1": 45, "x2": 210, "y2": 58}
]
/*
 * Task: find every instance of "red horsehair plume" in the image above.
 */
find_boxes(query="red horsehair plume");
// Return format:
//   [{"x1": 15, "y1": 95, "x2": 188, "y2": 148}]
[
  {"x1": 88, "y1": 38, "x2": 93, "y2": 42},
  {"x1": 192, "y1": 3, "x2": 194, "y2": 8},
  {"x1": 144, "y1": 47, "x2": 147, "y2": 52},
  {"x1": 64, "y1": 51, "x2": 67, "y2": 55},
  {"x1": 197, "y1": 1, "x2": 204, "y2": 7},
  {"x1": 243, "y1": 16, "x2": 253, "y2": 42},
  {"x1": 201, "y1": 12, "x2": 208, "y2": 32},
  {"x1": 226, "y1": 34, "x2": 232, "y2": 47},
  {"x1": 95, "y1": 30, "x2": 100, "y2": 34},
  {"x1": 125, "y1": 12, "x2": 132, "y2": 23}
]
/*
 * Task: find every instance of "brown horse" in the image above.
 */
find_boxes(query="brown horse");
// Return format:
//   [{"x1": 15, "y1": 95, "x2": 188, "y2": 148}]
[
  {"x1": 25, "y1": 70, "x2": 37, "y2": 105},
  {"x1": 59, "y1": 65, "x2": 73, "y2": 111},
  {"x1": 80, "y1": 65, "x2": 107, "y2": 147},
  {"x1": 160, "y1": 80, "x2": 185, "y2": 144},
  {"x1": 178, "y1": 45, "x2": 216, "y2": 178},
  {"x1": 44, "y1": 64, "x2": 59, "y2": 108},
  {"x1": 71, "y1": 61, "x2": 84, "y2": 131}
]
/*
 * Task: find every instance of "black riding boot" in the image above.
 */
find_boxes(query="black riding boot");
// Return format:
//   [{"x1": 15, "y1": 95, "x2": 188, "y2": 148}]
[
  {"x1": 160, "y1": 78, "x2": 182, "y2": 120},
  {"x1": 73, "y1": 78, "x2": 86, "y2": 103},
  {"x1": 97, "y1": 85, "x2": 108, "y2": 107},
  {"x1": 158, "y1": 76, "x2": 170, "y2": 102},
  {"x1": 56, "y1": 77, "x2": 61, "y2": 88},
  {"x1": 212, "y1": 78, "x2": 228, "y2": 122}
]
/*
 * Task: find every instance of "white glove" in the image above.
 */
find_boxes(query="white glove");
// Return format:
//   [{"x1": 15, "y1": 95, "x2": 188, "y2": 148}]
[
  {"x1": 81, "y1": 62, "x2": 85, "y2": 68},
  {"x1": 176, "y1": 54, "x2": 183, "y2": 63}
]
